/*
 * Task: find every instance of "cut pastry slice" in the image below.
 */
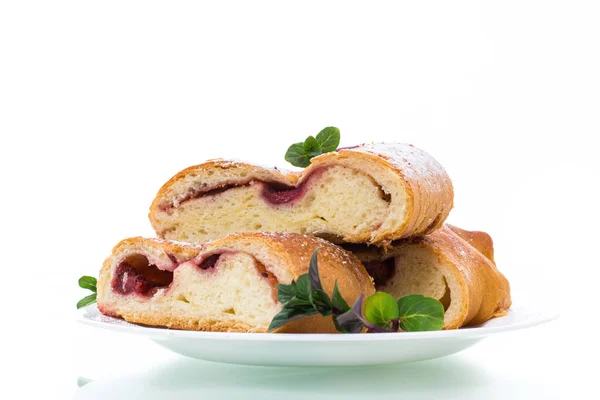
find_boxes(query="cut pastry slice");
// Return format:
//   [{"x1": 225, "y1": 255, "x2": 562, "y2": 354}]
[
  {"x1": 345, "y1": 225, "x2": 511, "y2": 329},
  {"x1": 97, "y1": 233, "x2": 375, "y2": 333},
  {"x1": 149, "y1": 143, "x2": 454, "y2": 245}
]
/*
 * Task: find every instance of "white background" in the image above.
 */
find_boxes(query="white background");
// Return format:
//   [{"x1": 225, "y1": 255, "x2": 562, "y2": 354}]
[{"x1": 0, "y1": 1, "x2": 596, "y2": 398}]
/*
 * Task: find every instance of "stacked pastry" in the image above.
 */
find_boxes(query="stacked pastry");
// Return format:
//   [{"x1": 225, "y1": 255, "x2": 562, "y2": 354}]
[{"x1": 97, "y1": 143, "x2": 511, "y2": 332}]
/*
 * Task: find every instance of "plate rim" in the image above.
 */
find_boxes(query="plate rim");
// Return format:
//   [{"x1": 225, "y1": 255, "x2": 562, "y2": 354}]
[{"x1": 77, "y1": 304, "x2": 558, "y2": 342}]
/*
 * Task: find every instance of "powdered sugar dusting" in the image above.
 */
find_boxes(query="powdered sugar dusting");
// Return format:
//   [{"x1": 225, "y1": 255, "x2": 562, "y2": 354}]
[{"x1": 347, "y1": 143, "x2": 449, "y2": 186}]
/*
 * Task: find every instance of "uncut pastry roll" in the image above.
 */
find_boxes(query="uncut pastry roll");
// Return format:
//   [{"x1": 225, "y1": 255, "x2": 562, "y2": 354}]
[
  {"x1": 345, "y1": 225, "x2": 511, "y2": 329},
  {"x1": 97, "y1": 233, "x2": 374, "y2": 333},
  {"x1": 149, "y1": 143, "x2": 454, "y2": 245}
]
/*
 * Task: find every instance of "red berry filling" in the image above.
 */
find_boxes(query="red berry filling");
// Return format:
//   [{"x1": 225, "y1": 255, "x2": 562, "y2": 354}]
[
  {"x1": 162, "y1": 168, "x2": 328, "y2": 210},
  {"x1": 363, "y1": 258, "x2": 396, "y2": 287},
  {"x1": 198, "y1": 254, "x2": 220, "y2": 270},
  {"x1": 112, "y1": 255, "x2": 174, "y2": 297},
  {"x1": 260, "y1": 183, "x2": 305, "y2": 205}
]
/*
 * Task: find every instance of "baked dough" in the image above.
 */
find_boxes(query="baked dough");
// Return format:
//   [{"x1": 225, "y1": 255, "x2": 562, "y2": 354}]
[
  {"x1": 149, "y1": 143, "x2": 454, "y2": 246},
  {"x1": 345, "y1": 225, "x2": 511, "y2": 329},
  {"x1": 97, "y1": 233, "x2": 375, "y2": 333}
]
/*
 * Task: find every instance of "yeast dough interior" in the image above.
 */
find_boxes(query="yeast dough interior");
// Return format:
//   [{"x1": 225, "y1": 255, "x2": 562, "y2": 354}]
[
  {"x1": 109, "y1": 252, "x2": 281, "y2": 331},
  {"x1": 158, "y1": 165, "x2": 394, "y2": 243}
]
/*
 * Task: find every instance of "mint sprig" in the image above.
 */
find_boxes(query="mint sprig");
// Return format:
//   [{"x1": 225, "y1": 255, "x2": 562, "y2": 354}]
[
  {"x1": 268, "y1": 249, "x2": 445, "y2": 333},
  {"x1": 284, "y1": 127, "x2": 340, "y2": 167},
  {"x1": 77, "y1": 276, "x2": 97, "y2": 309}
]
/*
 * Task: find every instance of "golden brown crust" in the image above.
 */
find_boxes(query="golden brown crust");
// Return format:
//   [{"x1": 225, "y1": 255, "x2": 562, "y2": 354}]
[
  {"x1": 415, "y1": 227, "x2": 510, "y2": 327},
  {"x1": 97, "y1": 233, "x2": 375, "y2": 333},
  {"x1": 446, "y1": 224, "x2": 495, "y2": 263},
  {"x1": 97, "y1": 307, "x2": 267, "y2": 333},
  {"x1": 109, "y1": 237, "x2": 201, "y2": 261},
  {"x1": 345, "y1": 225, "x2": 511, "y2": 329}
]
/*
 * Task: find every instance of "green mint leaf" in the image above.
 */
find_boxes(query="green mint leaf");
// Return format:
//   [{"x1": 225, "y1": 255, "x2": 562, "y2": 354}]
[
  {"x1": 310, "y1": 289, "x2": 333, "y2": 316},
  {"x1": 295, "y1": 275, "x2": 312, "y2": 300},
  {"x1": 335, "y1": 294, "x2": 365, "y2": 333},
  {"x1": 78, "y1": 276, "x2": 97, "y2": 292},
  {"x1": 331, "y1": 281, "x2": 350, "y2": 313},
  {"x1": 284, "y1": 126, "x2": 341, "y2": 167},
  {"x1": 397, "y1": 294, "x2": 445, "y2": 331},
  {"x1": 285, "y1": 142, "x2": 312, "y2": 168},
  {"x1": 283, "y1": 297, "x2": 313, "y2": 308},
  {"x1": 306, "y1": 149, "x2": 323, "y2": 158},
  {"x1": 77, "y1": 293, "x2": 97, "y2": 309},
  {"x1": 364, "y1": 292, "x2": 400, "y2": 328},
  {"x1": 303, "y1": 136, "x2": 319, "y2": 152},
  {"x1": 306, "y1": 248, "x2": 333, "y2": 316},
  {"x1": 315, "y1": 127, "x2": 340, "y2": 152},
  {"x1": 276, "y1": 281, "x2": 297, "y2": 305},
  {"x1": 300, "y1": 136, "x2": 323, "y2": 163},
  {"x1": 268, "y1": 305, "x2": 317, "y2": 332},
  {"x1": 308, "y1": 248, "x2": 324, "y2": 292}
]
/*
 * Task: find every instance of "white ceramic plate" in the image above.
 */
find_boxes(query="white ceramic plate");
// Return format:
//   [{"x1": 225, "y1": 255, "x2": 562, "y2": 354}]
[{"x1": 78, "y1": 302, "x2": 556, "y2": 367}]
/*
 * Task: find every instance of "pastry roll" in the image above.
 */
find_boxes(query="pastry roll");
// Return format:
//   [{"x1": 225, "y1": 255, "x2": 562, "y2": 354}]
[
  {"x1": 345, "y1": 225, "x2": 511, "y2": 329},
  {"x1": 149, "y1": 143, "x2": 454, "y2": 246},
  {"x1": 97, "y1": 233, "x2": 374, "y2": 333}
]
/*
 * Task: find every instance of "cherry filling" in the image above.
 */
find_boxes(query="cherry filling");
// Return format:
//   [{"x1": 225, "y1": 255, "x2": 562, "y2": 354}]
[
  {"x1": 113, "y1": 251, "x2": 280, "y2": 305},
  {"x1": 260, "y1": 182, "x2": 305, "y2": 205},
  {"x1": 161, "y1": 168, "x2": 329, "y2": 211},
  {"x1": 195, "y1": 183, "x2": 248, "y2": 199},
  {"x1": 158, "y1": 183, "x2": 252, "y2": 211},
  {"x1": 363, "y1": 258, "x2": 396, "y2": 287},
  {"x1": 260, "y1": 168, "x2": 327, "y2": 206},
  {"x1": 112, "y1": 254, "x2": 174, "y2": 296},
  {"x1": 198, "y1": 254, "x2": 220, "y2": 270}
]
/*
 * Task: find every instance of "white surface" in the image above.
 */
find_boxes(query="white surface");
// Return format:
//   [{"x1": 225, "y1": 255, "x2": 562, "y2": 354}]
[
  {"x1": 79, "y1": 303, "x2": 556, "y2": 366},
  {"x1": 0, "y1": 0, "x2": 594, "y2": 398}
]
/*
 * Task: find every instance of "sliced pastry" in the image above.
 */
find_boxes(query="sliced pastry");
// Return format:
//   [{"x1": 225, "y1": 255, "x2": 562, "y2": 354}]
[
  {"x1": 97, "y1": 233, "x2": 375, "y2": 333},
  {"x1": 149, "y1": 143, "x2": 454, "y2": 245},
  {"x1": 345, "y1": 225, "x2": 511, "y2": 329}
]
